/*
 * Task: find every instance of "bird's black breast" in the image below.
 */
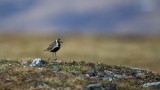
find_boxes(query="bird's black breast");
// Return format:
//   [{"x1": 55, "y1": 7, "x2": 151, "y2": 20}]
[{"x1": 50, "y1": 47, "x2": 60, "y2": 52}]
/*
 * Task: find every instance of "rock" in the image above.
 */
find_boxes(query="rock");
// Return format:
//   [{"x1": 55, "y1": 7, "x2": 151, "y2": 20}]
[
  {"x1": 51, "y1": 88, "x2": 56, "y2": 90},
  {"x1": 21, "y1": 60, "x2": 29, "y2": 65},
  {"x1": 104, "y1": 70, "x2": 114, "y2": 76},
  {"x1": 96, "y1": 69, "x2": 127, "y2": 82},
  {"x1": 114, "y1": 74, "x2": 126, "y2": 79},
  {"x1": 112, "y1": 69, "x2": 121, "y2": 74},
  {"x1": 155, "y1": 76, "x2": 160, "y2": 81},
  {"x1": 85, "y1": 74, "x2": 90, "y2": 78},
  {"x1": 96, "y1": 72, "x2": 105, "y2": 78},
  {"x1": 84, "y1": 62, "x2": 95, "y2": 67},
  {"x1": 133, "y1": 70, "x2": 146, "y2": 79},
  {"x1": 70, "y1": 71, "x2": 81, "y2": 76},
  {"x1": 84, "y1": 84, "x2": 102, "y2": 90},
  {"x1": 30, "y1": 58, "x2": 47, "y2": 67},
  {"x1": 131, "y1": 68, "x2": 147, "y2": 79},
  {"x1": 136, "y1": 72, "x2": 146, "y2": 78},
  {"x1": 102, "y1": 77, "x2": 113, "y2": 81},
  {"x1": 87, "y1": 68, "x2": 97, "y2": 77},
  {"x1": 52, "y1": 60, "x2": 62, "y2": 64},
  {"x1": 132, "y1": 68, "x2": 141, "y2": 71},
  {"x1": 102, "y1": 75, "x2": 125, "y2": 82},
  {"x1": 52, "y1": 66, "x2": 60, "y2": 72},
  {"x1": 142, "y1": 82, "x2": 160, "y2": 89},
  {"x1": 103, "y1": 84, "x2": 117, "y2": 90},
  {"x1": 83, "y1": 83, "x2": 117, "y2": 90},
  {"x1": 32, "y1": 82, "x2": 50, "y2": 88}
]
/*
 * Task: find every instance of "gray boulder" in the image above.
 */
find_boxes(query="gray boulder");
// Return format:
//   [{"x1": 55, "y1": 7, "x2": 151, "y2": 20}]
[{"x1": 30, "y1": 58, "x2": 47, "y2": 67}]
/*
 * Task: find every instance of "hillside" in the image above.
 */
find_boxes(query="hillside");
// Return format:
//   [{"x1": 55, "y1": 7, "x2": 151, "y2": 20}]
[{"x1": 0, "y1": 58, "x2": 160, "y2": 90}]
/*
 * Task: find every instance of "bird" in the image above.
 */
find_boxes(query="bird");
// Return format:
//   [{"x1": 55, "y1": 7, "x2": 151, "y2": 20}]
[{"x1": 44, "y1": 38, "x2": 63, "y2": 60}]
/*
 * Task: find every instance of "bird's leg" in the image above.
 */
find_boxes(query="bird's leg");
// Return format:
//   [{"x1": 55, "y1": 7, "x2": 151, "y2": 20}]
[
  {"x1": 55, "y1": 53, "x2": 57, "y2": 60},
  {"x1": 52, "y1": 52, "x2": 55, "y2": 60}
]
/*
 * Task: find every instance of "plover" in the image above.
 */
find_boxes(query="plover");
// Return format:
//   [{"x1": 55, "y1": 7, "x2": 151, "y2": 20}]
[{"x1": 44, "y1": 38, "x2": 63, "y2": 59}]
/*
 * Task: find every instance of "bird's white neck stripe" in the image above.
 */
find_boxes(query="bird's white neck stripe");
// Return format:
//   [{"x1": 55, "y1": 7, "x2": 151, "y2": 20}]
[{"x1": 55, "y1": 40, "x2": 59, "y2": 46}]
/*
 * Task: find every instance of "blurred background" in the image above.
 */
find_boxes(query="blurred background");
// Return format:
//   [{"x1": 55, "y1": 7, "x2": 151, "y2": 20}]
[{"x1": 0, "y1": 0, "x2": 160, "y2": 72}]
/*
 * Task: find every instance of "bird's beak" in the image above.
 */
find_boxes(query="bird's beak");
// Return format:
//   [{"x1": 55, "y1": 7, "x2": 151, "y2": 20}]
[{"x1": 60, "y1": 41, "x2": 63, "y2": 43}]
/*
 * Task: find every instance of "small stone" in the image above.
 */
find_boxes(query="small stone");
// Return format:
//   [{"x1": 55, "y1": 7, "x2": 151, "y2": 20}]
[{"x1": 30, "y1": 58, "x2": 47, "y2": 67}]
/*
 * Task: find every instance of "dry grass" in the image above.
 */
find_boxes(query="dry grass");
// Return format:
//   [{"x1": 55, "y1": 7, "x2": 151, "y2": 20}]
[{"x1": 0, "y1": 34, "x2": 160, "y2": 73}]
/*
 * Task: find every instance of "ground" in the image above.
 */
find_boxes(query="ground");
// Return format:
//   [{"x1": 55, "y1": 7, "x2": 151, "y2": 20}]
[{"x1": 0, "y1": 58, "x2": 159, "y2": 90}]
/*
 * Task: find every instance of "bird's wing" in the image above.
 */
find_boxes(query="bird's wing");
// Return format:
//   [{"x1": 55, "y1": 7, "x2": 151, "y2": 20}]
[{"x1": 45, "y1": 41, "x2": 56, "y2": 51}]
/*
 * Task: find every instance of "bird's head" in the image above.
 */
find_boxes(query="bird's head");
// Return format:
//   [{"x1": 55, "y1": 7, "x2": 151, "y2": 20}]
[{"x1": 57, "y1": 38, "x2": 63, "y2": 43}]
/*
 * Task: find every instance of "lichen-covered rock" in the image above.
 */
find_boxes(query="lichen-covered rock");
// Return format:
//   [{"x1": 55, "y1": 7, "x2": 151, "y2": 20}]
[
  {"x1": 30, "y1": 58, "x2": 47, "y2": 67},
  {"x1": 143, "y1": 82, "x2": 160, "y2": 89}
]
